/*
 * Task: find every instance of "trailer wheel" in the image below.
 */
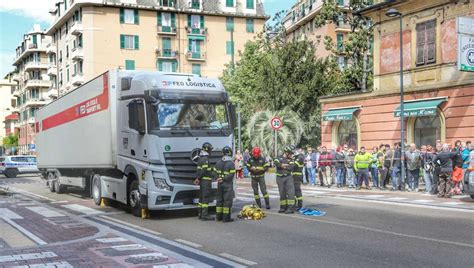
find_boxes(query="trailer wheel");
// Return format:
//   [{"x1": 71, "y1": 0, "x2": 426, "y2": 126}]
[
  {"x1": 5, "y1": 169, "x2": 18, "y2": 178},
  {"x1": 48, "y1": 172, "x2": 56, "y2": 192},
  {"x1": 54, "y1": 178, "x2": 66, "y2": 194},
  {"x1": 129, "y1": 180, "x2": 141, "y2": 217},
  {"x1": 92, "y1": 174, "x2": 102, "y2": 206}
]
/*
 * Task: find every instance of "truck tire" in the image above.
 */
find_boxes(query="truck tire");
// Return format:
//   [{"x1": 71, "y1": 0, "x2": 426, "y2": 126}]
[
  {"x1": 5, "y1": 169, "x2": 18, "y2": 178},
  {"x1": 92, "y1": 174, "x2": 102, "y2": 206},
  {"x1": 471, "y1": 195, "x2": 474, "y2": 200},
  {"x1": 54, "y1": 178, "x2": 66, "y2": 194},
  {"x1": 129, "y1": 180, "x2": 141, "y2": 217},
  {"x1": 48, "y1": 172, "x2": 56, "y2": 192}
]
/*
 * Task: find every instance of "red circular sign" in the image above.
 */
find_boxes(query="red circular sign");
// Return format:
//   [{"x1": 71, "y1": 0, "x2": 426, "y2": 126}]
[{"x1": 270, "y1": 116, "x2": 283, "y2": 130}]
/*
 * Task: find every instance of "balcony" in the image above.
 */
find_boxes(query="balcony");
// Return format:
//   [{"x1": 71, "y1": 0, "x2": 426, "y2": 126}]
[
  {"x1": 157, "y1": 25, "x2": 177, "y2": 35},
  {"x1": 188, "y1": 1, "x2": 201, "y2": 10},
  {"x1": 47, "y1": 87, "x2": 59, "y2": 99},
  {"x1": 186, "y1": 51, "x2": 205, "y2": 61},
  {"x1": 71, "y1": 47, "x2": 83, "y2": 61},
  {"x1": 71, "y1": 73, "x2": 84, "y2": 86},
  {"x1": 71, "y1": 21, "x2": 83, "y2": 36},
  {"x1": 156, "y1": 49, "x2": 178, "y2": 59},
  {"x1": 27, "y1": 117, "x2": 36, "y2": 125},
  {"x1": 46, "y1": 43, "x2": 57, "y2": 54},
  {"x1": 12, "y1": 73, "x2": 21, "y2": 82},
  {"x1": 24, "y1": 62, "x2": 49, "y2": 72},
  {"x1": 24, "y1": 98, "x2": 48, "y2": 108},
  {"x1": 24, "y1": 79, "x2": 51, "y2": 89},
  {"x1": 186, "y1": 26, "x2": 207, "y2": 36},
  {"x1": 47, "y1": 64, "x2": 57, "y2": 76},
  {"x1": 14, "y1": 43, "x2": 47, "y2": 64},
  {"x1": 284, "y1": 1, "x2": 324, "y2": 32}
]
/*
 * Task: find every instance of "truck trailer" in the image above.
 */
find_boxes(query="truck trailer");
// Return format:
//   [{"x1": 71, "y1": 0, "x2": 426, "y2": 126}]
[{"x1": 36, "y1": 70, "x2": 236, "y2": 217}]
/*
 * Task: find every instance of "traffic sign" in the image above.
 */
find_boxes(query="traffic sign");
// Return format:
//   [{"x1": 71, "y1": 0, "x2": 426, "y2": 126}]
[{"x1": 270, "y1": 116, "x2": 283, "y2": 130}]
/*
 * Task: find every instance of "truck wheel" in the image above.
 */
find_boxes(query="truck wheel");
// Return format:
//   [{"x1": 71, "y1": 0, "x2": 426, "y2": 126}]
[
  {"x1": 471, "y1": 195, "x2": 474, "y2": 200},
  {"x1": 48, "y1": 172, "x2": 56, "y2": 192},
  {"x1": 5, "y1": 169, "x2": 18, "y2": 178},
  {"x1": 92, "y1": 174, "x2": 102, "y2": 206},
  {"x1": 55, "y1": 178, "x2": 66, "y2": 194},
  {"x1": 129, "y1": 180, "x2": 141, "y2": 217}
]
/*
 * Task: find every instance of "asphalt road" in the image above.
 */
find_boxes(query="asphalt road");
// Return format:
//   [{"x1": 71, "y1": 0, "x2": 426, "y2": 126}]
[{"x1": 2, "y1": 175, "x2": 474, "y2": 268}]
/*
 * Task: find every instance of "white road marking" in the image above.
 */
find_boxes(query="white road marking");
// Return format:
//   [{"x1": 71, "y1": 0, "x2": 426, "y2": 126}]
[
  {"x1": 219, "y1": 253, "x2": 257, "y2": 266},
  {"x1": 236, "y1": 197, "x2": 257, "y2": 202},
  {"x1": 386, "y1": 197, "x2": 408, "y2": 201},
  {"x1": 0, "y1": 252, "x2": 56, "y2": 263},
  {"x1": 238, "y1": 192, "x2": 279, "y2": 199},
  {"x1": 111, "y1": 244, "x2": 146, "y2": 251},
  {"x1": 7, "y1": 187, "x2": 57, "y2": 202},
  {"x1": 25, "y1": 206, "x2": 66, "y2": 218},
  {"x1": 303, "y1": 190, "x2": 329, "y2": 195},
  {"x1": 61, "y1": 204, "x2": 102, "y2": 215},
  {"x1": 17, "y1": 202, "x2": 36, "y2": 206},
  {"x1": 265, "y1": 210, "x2": 474, "y2": 249},
  {"x1": 365, "y1": 195, "x2": 386, "y2": 198},
  {"x1": 442, "y1": 202, "x2": 463, "y2": 206},
  {"x1": 12, "y1": 261, "x2": 73, "y2": 268},
  {"x1": 96, "y1": 237, "x2": 129, "y2": 243},
  {"x1": 413, "y1": 200, "x2": 435, "y2": 203},
  {"x1": 153, "y1": 264, "x2": 194, "y2": 268},
  {"x1": 175, "y1": 239, "x2": 202, "y2": 248},
  {"x1": 50, "y1": 201, "x2": 69, "y2": 204},
  {"x1": 99, "y1": 216, "x2": 162, "y2": 236},
  {"x1": 0, "y1": 208, "x2": 23, "y2": 220},
  {"x1": 0, "y1": 217, "x2": 47, "y2": 245}
]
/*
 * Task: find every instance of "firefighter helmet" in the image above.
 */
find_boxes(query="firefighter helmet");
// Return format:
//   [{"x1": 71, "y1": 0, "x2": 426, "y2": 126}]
[
  {"x1": 202, "y1": 142, "x2": 213, "y2": 153},
  {"x1": 252, "y1": 147, "x2": 262, "y2": 158},
  {"x1": 222, "y1": 146, "x2": 232, "y2": 156}
]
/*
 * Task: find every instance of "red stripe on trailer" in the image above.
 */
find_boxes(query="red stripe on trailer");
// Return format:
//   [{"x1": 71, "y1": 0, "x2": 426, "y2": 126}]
[{"x1": 40, "y1": 73, "x2": 109, "y2": 132}]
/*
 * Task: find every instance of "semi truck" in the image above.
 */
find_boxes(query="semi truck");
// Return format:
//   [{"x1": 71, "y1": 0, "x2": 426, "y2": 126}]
[{"x1": 36, "y1": 70, "x2": 236, "y2": 217}]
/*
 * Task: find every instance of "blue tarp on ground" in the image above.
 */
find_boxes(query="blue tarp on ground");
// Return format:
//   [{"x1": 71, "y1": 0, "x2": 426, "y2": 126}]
[{"x1": 299, "y1": 208, "x2": 326, "y2": 216}]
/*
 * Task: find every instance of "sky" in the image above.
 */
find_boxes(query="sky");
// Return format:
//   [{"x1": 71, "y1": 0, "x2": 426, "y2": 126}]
[{"x1": 0, "y1": 0, "x2": 293, "y2": 78}]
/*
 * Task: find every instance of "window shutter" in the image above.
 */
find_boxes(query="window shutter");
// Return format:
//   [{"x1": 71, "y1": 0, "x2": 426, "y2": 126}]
[
  {"x1": 157, "y1": 12, "x2": 162, "y2": 26},
  {"x1": 246, "y1": 19, "x2": 254, "y2": 33},
  {"x1": 172, "y1": 61, "x2": 177, "y2": 72},
  {"x1": 188, "y1": 15, "x2": 192, "y2": 28},
  {"x1": 120, "y1": 8, "x2": 125, "y2": 23},
  {"x1": 416, "y1": 23, "x2": 425, "y2": 65},
  {"x1": 426, "y1": 20, "x2": 436, "y2": 64},
  {"x1": 246, "y1": 0, "x2": 254, "y2": 9},
  {"x1": 200, "y1": 15, "x2": 204, "y2": 29},
  {"x1": 196, "y1": 40, "x2": 201, "y2": 52},
  {"x1": 32, "y1": 35, "x2": 37, "y2": 45},
  {"x1": 336, "y1": 33, "x2": 344, "y2": 51},
  {"x1": 158, "y1": 60, "x2": 163, "y2": 71},
  {"x1": 171, "y1": 13, "x2": 176, "y2": 27},
  {"x1": 163, "y1": 38, "x2": 171, "y2": 50},
  {"x1": 134, "y1": 35, "x2": 139, "y2": 49},
  {"x1": 134, "y1": 9, "x2": 139, "y2": 24},
  {"x1": 120, "y1": 34, "x2": 125, "y2": 49}
]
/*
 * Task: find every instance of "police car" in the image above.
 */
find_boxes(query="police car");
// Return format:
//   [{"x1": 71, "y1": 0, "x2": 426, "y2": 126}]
[{"x1": 0, "y1": 156, "x2": 39, "y2": 178}]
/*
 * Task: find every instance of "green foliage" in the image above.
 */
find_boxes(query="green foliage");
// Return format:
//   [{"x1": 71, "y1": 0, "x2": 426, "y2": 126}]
[
  {"x1": 247, "y1": 110, "x2": 304, "y2": 157},
  {"x1": 2, "y1": 134, "x2": 18, "y2": 149}
]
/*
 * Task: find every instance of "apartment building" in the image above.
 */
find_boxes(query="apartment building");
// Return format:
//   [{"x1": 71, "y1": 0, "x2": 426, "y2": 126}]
[
  {"x1": 46, "y1": 0, "x2": 267, "y2": 95},
  {"x1": 283, "y1": 0, "x2": 351, "y2": 60},
  {"x1": 12, "y1": 25, "x2": 53, "y2": 155},
  {"x1": 0, "y1": 77, "x2": 17, "y2": 153},
  {"x1": 320, "y1": 0, "x2": 474, "y2": 149}
]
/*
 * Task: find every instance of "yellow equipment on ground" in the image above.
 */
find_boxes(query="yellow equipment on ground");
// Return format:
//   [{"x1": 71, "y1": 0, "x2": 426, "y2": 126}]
[{"x1": 238, "y1": 204, "x2": 265, "y2": 220}]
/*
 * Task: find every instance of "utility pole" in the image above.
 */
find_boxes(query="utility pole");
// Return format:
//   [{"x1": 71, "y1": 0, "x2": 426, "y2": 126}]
[{"x1": 237, "y1": 103, "x2": 241, "y2": 153}]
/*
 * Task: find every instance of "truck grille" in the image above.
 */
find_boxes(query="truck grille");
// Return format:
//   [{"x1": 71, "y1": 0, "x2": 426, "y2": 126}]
[{"x1": 163, "y1": 151, "x2": 223, "y2": 185}]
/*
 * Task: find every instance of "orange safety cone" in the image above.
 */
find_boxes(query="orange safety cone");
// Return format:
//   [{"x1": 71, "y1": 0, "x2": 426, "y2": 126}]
[
  {"x1": 99, "y1": 198, "x2": 106, "y2": 207},
  {"x1": 141, "y1": 208, "x2": 150, "y2": 219}
]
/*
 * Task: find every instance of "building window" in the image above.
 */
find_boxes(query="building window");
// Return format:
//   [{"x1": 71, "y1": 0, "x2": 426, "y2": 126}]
[
  {"x1": 120, "y1": 9, "x2": 139, "y2": 24},
  {"x1": 188, "y1": 14, "x2": 204, "y2": 29},
  {"x1": 337, "y1": 120, "x2": 358, "y2": 150},
  {"x1": 226, "y1": 0, "x2": 234, "y2": 7},
  {"x1": 120, "y1": 34, "x2": 139, "y2": 49},
  {"x1": 190, "y1": 0, "x2": 200, "y2": 9},
  {"x1": 66, "y1": 68, "x2": 70, "y2": 82},
  {"x1": 162, "y1": 37, "x2": 172, "y2": 56},
  {"x1": 158, "y1": 12, "x2": 176, "y2": 31},
  {"x1": 66, "y1": 45, "x2": 69, "y2": 58},
  {"x1": 192, "y1": 64, "x2": 201, "y2": 75},
  {"x1": 158, "y1": 60, "x2": 177, "y2": 72},
  {"x1": 414, "y1": 115, "x2": 441, "y2": 147},
  {"x1": 336, "y1": 33, "x2": 344, "y2": 51},
  {"x1": 160, "y1": 0, "x2": 175, "y2": 7},
  {"x1": 226, "y1": 41, "x2": 234, "y2": 55},
  {"x1": 246, "y1": 19, "x2": 254, "y2": 33},
  {"x1": 246, "y1": 0, "x2": 254, "y2": 9},
  {"x1": 416, "y1": 20, "x2": 436, "y2": 66},
  {"x1": 125, "y1": 60, "x2": 135, "y2": 70},
  {"x1": 226, "y1": 17, "x2": 234, "y2": 32}
]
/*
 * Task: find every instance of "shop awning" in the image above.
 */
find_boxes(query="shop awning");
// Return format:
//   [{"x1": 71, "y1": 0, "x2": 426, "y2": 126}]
[
  {"x1": 323, "y1": 106, "x2": 360, "y2": 121},
  {"x1": 394, "y1": 97, "x2": 447, "y2": 117},
  {"x1": 188, "y1": 35, "x2": 206, "y2": 41}
]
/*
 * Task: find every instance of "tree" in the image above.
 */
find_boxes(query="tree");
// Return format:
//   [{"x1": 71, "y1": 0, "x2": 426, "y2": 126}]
[
  {"x1": 247, "y1": 110, "x2": 304, "y2": 157},
  {"x1": 2, "y1": 134, "x2": 18, "y2": 149},
  {"x1": 314, "y1": 0, "x2": 374, "y2": 91}
]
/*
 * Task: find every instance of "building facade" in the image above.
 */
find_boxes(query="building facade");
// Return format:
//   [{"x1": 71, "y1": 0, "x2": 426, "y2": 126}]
[
  {"x1": 46, "y1": 0, "x2": 267, "y2": 95},
  {"x1": 320, "y1": 0, "x2": 474, "y2": 149},
  {"x1": 0, "y1": 77, "x2": 17, "y2": 153},
  {"x1": 283, "y1": 0, "x2": 351, "y2": 60},
  {"x1": 12, "y1": 25, "x2": 53, "y2": 155}
]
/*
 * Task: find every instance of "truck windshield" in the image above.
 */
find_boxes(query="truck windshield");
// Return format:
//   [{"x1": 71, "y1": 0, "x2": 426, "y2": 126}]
[{"x1": 153, "y1": 102, "x2": 229, "y2": 130}]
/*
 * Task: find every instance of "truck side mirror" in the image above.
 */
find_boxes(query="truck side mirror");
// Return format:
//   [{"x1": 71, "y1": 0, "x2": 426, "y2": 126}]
[
  {"x1": 228, "y1": 103, "x2": 237, "y2": 129},
  {"x1": 128, "y1": 100, "x2": 146, "y2": 135}
]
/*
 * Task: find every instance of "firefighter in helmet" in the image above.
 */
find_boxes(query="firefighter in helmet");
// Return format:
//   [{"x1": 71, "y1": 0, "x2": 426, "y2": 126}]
[
  {"x1": 215, "y1": 146, "x2": 236, "y2": 222},
  {"x1": 291, "y1": 146, "x2": 305, "y2": 210},
  {"x1": 247, "y1": 147, "x2": 271, "y2": 209},
  {"x1": 274, "y1": 146, "x2": 296, "y2": 213},
  {"x1": 194, "y1": 142, "x2": 215, "y2": 221}
]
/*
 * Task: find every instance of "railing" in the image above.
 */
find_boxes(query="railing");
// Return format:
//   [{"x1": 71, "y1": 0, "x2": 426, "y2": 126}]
[
  {"x1": 70, "y1": 21, "x2": 83, "y2": 35},
  {"x1": 157, "y1": 49, "x2": 178, "y2": 58},
  {"x1": 186, "y1": 26, "x2": 207, "y2": 35},
  {"x1": 24, "y1": 62, "x2": 49, "y2": 70},
  {"x1": 25, "y1": 79, "x2": 51, "y2": 89},
  {"x1": 157, "y1": 25, "x2": 177, "y2": 34},
  {"x1": 71, "y1": 47, "x2": 83, "y2": 60},
  {"x1": 186, "y1": 51, "x2": 205, "y2": 61}
]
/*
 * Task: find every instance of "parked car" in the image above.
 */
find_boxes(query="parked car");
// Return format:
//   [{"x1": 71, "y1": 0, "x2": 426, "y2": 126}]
[{"x1": 0, "y1": 156, "x2": 39, "y2": 178}]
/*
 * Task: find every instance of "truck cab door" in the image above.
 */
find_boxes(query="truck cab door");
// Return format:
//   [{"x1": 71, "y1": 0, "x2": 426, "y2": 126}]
[{"x1": 127, "y1": 99, "x2": 149, "y2": 162}]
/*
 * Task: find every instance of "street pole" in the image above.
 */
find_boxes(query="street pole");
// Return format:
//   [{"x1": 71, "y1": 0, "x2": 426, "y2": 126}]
[
  {"x1": 237, "y1": 103, "x2": 241, "y2": 153},
  {"x1": 399, "y1": 15, "x2": 406, "y2": 187},
  {"x1": 274, "y1": 129, "x2": 277, "y2": 158}
]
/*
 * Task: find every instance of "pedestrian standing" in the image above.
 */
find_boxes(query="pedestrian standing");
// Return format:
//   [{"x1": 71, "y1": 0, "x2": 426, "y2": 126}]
[
  {"x1": 433, "y1": 144, "x2": 457, "y2": 198},
  {"x1": 378, "y1": 144, "x2": 389, "y2": 189},
  {"x1": 194, "y1": 142, "x2": 215, "y2": 221},
  {"x1": 215, "y1": 146, "x2": 236, "y2": 223},
  {"x1": 243, "y1": 149, "x2": 250, "y2": 178},
  {"x1": 462, "y1": 141, "x2": 472, "y2": 183},
  {"x1": 354, "y1": 147, "x2": 372, "y2": 190},
  {"x1": 234, "y1": 151, "x2": 244, "y2": 179},
  {"x1": 431, "y1": 143, "x2": 442, "y2": 195},
  {"x1": 247, "y1": 147, "x2": 271, "y2": 209},
  {"x1": 335, "y1": 147, "x2": 346, "y2": 188},
  {"x1": 390, "y1": 142, "x2": 403, "y2": 191},
  {"x1": 405, "y1": 143, "x2": 422, "y2": 192},
  {"x1": 421, "y1": 145, "x2": 435, "y2": 193},
  {"x1": 274, "y1": 146, "x2": 296, "y2": 213},
  {"x1": 342, "y1": 144, "x2": 349, "y2": 185},
  {"x1": 318, "y1": 146, "x2": 333, "y2": 188},
  {"x1": 344, "y1": 149, "x2": 356, "y2": 188},
  {"x1": 452, "y1": 142, "x2": 464, "y2": 195},
  {"x1": 370, "y1": 146, "x2": 380, "y2": 188}
]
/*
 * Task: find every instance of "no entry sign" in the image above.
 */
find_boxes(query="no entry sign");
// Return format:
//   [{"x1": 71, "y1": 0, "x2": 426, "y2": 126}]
[{"x1": 270, "y1": 116, "x2": 283, "y2": 130}]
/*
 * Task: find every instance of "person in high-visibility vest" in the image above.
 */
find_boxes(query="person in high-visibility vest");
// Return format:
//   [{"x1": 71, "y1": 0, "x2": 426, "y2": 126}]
[
  {"x1": 215, "y1": 146, "x2": 236, "y2": 222},
  {"x1": 194, "y1": 142, "x2": 215, "y2": 221},
  {"x1": 291, "y1": 147, "x2": 305, "y2": 210},
  {"x1": 247, "y1": 147, "x2": 271, "y2": 209},
  {"x1": 274, "y1": 146, "x2": 296, "y2": 214}
]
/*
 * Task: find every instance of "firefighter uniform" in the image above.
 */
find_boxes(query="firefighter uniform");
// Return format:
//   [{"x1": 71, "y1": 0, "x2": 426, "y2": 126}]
[
  {"x1": 247, "y1": 156, "x2": 270, "y2": 209},
  {"x1": 215, "y1": 147, "x2": 235, "y2": 223},
  {"x1": 196, "y1": 143, "x2": 215, "y2": 221},
  {"x1": 274, "y1": 150, "x2": 296, "y2": 214},
  {"x1": 292, "y1": 153, "x2": 305, "y2": 209}
]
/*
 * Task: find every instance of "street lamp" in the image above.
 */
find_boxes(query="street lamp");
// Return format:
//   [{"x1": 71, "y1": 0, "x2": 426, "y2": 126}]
[{"x1": 386, "y1": 8, "x2": 405, "y2": 190}]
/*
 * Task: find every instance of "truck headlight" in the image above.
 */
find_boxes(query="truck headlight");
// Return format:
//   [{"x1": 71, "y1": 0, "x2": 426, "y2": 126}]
[{"x1": 154, "y1": 178, "x2": 172, "y2": 191}]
